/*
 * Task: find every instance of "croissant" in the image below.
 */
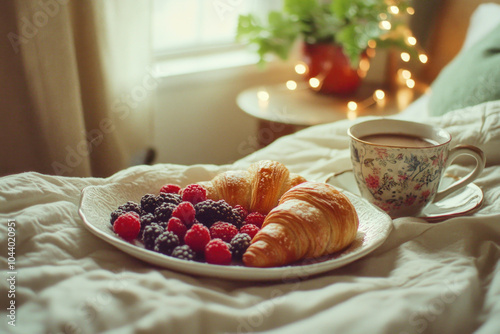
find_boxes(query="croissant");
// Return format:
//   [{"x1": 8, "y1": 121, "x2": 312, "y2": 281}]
[
  {"x1": 197, "y1": 160, "x2": 306, "y2": 214},
  {"x1": 243, "y1": 182, "x2": 359, "y2": 268}
]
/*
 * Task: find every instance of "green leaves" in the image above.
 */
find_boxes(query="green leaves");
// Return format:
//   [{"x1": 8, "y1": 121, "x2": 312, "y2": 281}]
[
  {"x1": 336, "y1": 24, "x2": 360, "y2": 65},
  {"x1": 236, "y1": 0, "x2": 414, "y2": 67},
  {"x1": 283, "y1": 0, "x2": 319, "y2": 18},
  {"x1": 236, "y1": 11, "x2": 301, "y2": 64},
  {"x1": 330, "y1": 0, "x2": 351, "y2": 20}
]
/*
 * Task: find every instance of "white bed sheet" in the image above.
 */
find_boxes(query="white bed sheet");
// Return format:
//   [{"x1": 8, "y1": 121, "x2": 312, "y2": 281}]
[{"x1": 1, "y1": 100, "x2": 500, "y2": 334}]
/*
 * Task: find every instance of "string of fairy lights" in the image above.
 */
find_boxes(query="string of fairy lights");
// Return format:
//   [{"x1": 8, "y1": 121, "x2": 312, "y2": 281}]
[{"x1": 260, "y1": 3, "x2": 429, "y2": 118}]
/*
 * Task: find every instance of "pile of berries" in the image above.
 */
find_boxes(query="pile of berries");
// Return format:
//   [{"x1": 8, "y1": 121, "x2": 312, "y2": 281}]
[{"x1": 110, "y1": 183, "x2": 267, "y2": 265}]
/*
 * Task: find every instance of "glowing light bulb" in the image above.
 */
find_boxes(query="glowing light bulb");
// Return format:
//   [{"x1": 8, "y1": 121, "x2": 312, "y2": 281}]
[
  {"x1": 359, "y1": 58, "x2": 370, "y2": 72},
  {"x1": 295, "y1": 63, "x2": 307, "y2": 75},
  {"x1": 389, "y1": 6, "x2": 399, "y2": 14},
  {"x1": 401, "y1": 69, "x2": 411, "y2": 80},
  {"x1": 419, "y1": 54, "x2": 428, "y2": 63},
  {"x1": 379, "y1": 13, "x2": 388, "y2": 20},
  {"x1": 407, "y1": 7, "x2": 415, "y2": 15},
  {"x1": 407, "y1": 36, "x2": 417, "y2": 45},
  {"x1": 379, "y1": 20, "x2": 392, "y2": 30},
  {"x1": 401, "y1": 52, "x2": 410, "y2": 62},
  {"x1": 366, "y1": 48, "x2": 376, "y2": 58},
  {"x1": 347, "y1": 110, "x2": 357, "y2": 120},
  {"x1": 374, "y1": 89, "x2": 385, "y2": 100},
  {"x1": 367, "y1": 40, "x2": 377, "y2": 48},
  {"x1": 286, "y1": 80, "x2": 297, "y2": 90},
  {"x1": 257, "y1": 90, "x2": 269, "y2": 101},
  {"x1": 347, "y1": 101, "x2": 358, "y2": 111},
  {"x1": 309, "y1": 77, "x2": 320, "y2": 88},
  {"x1": 406, "y1": 79, "x2": 416, "y2": 89}
]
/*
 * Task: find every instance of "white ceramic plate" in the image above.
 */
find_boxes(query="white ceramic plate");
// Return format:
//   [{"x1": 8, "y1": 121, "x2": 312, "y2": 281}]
[
  {"x1": 326, "y1": 170, "x2": 484, "y2": 222},
  {"x1": 79, "y1": 182, "x2": 393, "y2": 281}
]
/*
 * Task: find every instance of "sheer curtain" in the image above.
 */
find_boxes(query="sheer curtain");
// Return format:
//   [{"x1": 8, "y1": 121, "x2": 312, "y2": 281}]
[{"x1": 0, "y1": 0, "x2": 153, "y2": 177}]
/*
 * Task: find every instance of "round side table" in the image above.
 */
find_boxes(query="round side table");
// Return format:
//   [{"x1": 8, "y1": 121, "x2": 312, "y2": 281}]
[{"x1": 237, "y1": 82, "x2": 424, "y2": 147}]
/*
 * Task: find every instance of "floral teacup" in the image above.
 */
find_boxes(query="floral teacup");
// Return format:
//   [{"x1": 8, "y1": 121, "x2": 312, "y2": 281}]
[{"x1": 348, "y1": 119, "x2": 485, "y2": 218}]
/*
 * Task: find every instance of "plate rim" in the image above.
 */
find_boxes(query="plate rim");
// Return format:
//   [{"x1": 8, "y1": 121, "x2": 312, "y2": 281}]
[{"x1": 78, "y1": 182, "x2": 393, "y2": 281}]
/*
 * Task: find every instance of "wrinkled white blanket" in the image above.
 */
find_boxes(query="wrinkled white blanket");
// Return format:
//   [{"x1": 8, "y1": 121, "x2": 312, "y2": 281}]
[{"x1": 1, "y1": 100, "x2": 500, "y2": 334}]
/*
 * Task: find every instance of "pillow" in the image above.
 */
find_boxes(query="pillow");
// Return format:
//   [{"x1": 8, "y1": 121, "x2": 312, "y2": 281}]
[
  {"x1": 461, "y1": 3, "x2": 500, "y2": 52},
  {"x1": 400, "y1": 4, "x2": 500, "y2": 119},
  {"x1": 428, "y1": 20, "x2": 500, "y2": 116},
  {"x1": 430, "y1": 99, "x2": 500, "y2": 167}
]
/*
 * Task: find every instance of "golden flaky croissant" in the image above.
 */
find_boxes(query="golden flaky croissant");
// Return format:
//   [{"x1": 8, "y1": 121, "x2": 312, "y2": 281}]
[
  {"x1": 243, "y1": 182, "x2": 359, "y2": 268},
  {"x1": 198, "y1": 160, "x2": 306, "y2": 215}
]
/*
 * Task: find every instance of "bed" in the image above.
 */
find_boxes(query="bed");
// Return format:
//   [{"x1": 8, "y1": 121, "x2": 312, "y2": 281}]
[{"x1": 2, "y1": 2, "x2": 500, "y2": 334}]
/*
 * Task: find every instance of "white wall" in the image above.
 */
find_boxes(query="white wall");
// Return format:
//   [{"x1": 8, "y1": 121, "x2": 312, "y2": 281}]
[
  {"x1": 152, "y1": 48, "x2": 389, "y2": 167},
  {"x1": 153, "y1": 61, "x2": 297, "y2": 166}
]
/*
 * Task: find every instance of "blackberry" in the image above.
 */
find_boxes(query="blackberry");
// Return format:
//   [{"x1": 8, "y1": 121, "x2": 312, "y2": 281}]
[
  {"x1": 171, "y1": 245, "x2": 196, "y2": 261},
  {"x1": 233, "y1": 205, "x2": 248, "y2": 221},
  {"x1": 110, "y1": 208, "x2": 125, "y2": 226},
  {"x1": 225, "y1": 240, "x2": 234, "y2": 256},
  {"x1": 229, "y1": 210, "x2": 244, "y2": 229},
  {"x1": 117, "y1": 201, "x2": 142, "y2": 216},
  {"x1": 156, "y1": 192, "x2": 182, "y2": 207},
  {"x1": 158, "y1": 220, "x2": 169, "y2": 230},
  {"x1": 230, "y1": 233, "x2": 252, "y2": 259},
  {"x1": 154, "y1": 231, "x2": 180, "y2": 256},
  {"x1": 139, "y1": 213, "x2": 157, "y2": 239},
  {"x1": 140, "y1": 194, "x2": 157, "y2": 214},
  {"x1": 194, "y1": 199, "x2": 234, "y2": 228},
  {"x1": 154, "y1": 202, "x2": 177, "y2": 223},
  {"x1": 142, "y1": 223, "x2": 164, "y2": 250}
]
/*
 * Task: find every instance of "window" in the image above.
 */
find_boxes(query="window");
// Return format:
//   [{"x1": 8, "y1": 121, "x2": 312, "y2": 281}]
[{"x1": 152, "y1": 0, "x2": 282, "y2": 60}]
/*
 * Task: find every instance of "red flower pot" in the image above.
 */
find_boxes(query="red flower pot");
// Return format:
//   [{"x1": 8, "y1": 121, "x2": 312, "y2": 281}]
[{"x1": 302, "y1": 43, "x2": 365, "y2": 96}]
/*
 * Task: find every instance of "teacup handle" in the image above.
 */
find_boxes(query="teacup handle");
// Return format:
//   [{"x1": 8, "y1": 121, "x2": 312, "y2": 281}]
[{"x1": 433, "y1": 145, "x2": 485, "y2": 202}]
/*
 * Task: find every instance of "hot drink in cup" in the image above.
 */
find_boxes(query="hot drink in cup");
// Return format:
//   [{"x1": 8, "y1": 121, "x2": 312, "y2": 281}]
[{"x1": 348, "y1": 119, "x2": 485, "y2": 218}]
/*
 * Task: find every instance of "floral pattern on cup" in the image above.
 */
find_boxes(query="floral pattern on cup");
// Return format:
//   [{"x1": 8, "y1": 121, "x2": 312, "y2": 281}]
[{"x1": 351, "y1": 142, "x2": 449, "y2": 217}]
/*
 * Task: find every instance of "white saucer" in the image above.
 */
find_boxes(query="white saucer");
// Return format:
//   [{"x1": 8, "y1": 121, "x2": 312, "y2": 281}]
[{"x1": 325, "y1": 170, "x2": 484, "y2": 222}]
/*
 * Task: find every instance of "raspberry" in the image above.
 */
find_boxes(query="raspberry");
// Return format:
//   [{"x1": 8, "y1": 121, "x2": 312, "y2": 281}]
[
  {"x1": 156, "y1": 192, "x2": 182, "y2": 207},
  {"x1": 167, "y1": 217, "x2": 188, "y2": 240},
  {"x1": 154, "y1": 202, "x2": 177, "y2": 223},
  {"x1": 139, "y1": 213, "x2": 157, "y2": 238},
  {"x1": 181, "y1": 184, "x2": 207, "y2": 205},
  {"x1": 172, "y1": 201, "x2": 196, "y2": 225},
  {"x1": 160, "y1": 184, "x2": 181, "y2": 195},
  {"x1": 184, "y1": 224, "x2": 211, "y2": 253},
  {"x1": 244, "y1": 212, "x2": 266, "y2": 228},
  {"x1": 230, "y1": 233, "x2": 252, "y2": 259},
  {"x1": 171, "y1": 245, "x2": 196, "y2": 261},
  {"x1": 113, "y1": 212, "x2": 141, "y2": 241},
  {"x1": 205, "y1": 239, "x2": 232, "y2": 265},
  {"x1": 195, "y1": 199, "x2": 234, "y2": 228},
  {"x1": 240, "y1": 224, "x2": 260, "y2": 239},
  {"x1": 209, "y1": 222, "x2": 238, "y2": 243},
  {"x1": 142, "y1": 223, "x2": 164, "y2": 250},
  {"x1": 154, "y1": 231, "x2": 180, "y2": 256},
  {"x1": 140, "y1": 194, "x2": 157, "y2": 214}
]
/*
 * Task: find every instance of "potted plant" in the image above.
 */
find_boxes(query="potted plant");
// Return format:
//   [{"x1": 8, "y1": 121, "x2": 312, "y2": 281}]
[{"x1": 236, "y1": 0, "x2": 417, "y2": 95}]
